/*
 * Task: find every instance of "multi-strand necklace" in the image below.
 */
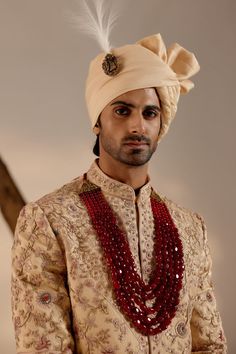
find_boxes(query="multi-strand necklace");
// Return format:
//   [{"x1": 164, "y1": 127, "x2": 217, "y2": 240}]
[{"x1": 79, "y1": 180, "x2": 184, "y2": 336}]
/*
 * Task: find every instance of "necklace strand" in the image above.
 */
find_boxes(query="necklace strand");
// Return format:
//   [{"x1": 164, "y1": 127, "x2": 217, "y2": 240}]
[{"x1": 79, "y1": 180, "x2": 184, "y2": 335}]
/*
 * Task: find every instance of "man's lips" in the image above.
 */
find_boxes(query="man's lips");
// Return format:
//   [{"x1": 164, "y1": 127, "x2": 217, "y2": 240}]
[{"x1": 123, "y1": 141, "x2": 149, "y2": 147}]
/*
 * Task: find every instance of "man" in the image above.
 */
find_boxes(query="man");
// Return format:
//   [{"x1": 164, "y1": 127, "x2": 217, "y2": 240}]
[{"x1": 11, "y1": 33, "x2": 227, "y2": 353}]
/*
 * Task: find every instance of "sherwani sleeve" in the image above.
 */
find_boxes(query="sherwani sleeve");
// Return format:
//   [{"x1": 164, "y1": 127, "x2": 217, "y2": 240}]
[
  {"x1": 190, "y1": 215, "x2": 227, "y2": 353},
  {"x1": 11, "y1": 202, "x2": 75, "y2": 354}
]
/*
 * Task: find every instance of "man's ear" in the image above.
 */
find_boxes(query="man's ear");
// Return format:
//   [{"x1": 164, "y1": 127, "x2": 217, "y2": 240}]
[
  {"x1": 93, "y1": 117, "x2": 101, "y2": 135},
  {"x1": 93, "y1": 127, "x2": 100, "y2": 135},
  {"x1": 93, "y1": 123, "x2": 100, "y2": 135}
]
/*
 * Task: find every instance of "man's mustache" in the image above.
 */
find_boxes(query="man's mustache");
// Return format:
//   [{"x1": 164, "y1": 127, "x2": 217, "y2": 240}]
[{"x1": 122, "y1": 135, "x2": 150, "y2": 144}]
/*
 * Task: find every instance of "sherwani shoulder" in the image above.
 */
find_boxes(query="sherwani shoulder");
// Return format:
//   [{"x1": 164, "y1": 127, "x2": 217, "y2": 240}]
[{"x1": 11, "y1": 161, "x2": 227, "y2": 354}]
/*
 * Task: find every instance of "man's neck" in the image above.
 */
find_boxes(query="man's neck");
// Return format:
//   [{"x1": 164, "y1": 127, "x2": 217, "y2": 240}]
[{"x1": 97, "y1": 158, "x2": 149, "y2": 190}]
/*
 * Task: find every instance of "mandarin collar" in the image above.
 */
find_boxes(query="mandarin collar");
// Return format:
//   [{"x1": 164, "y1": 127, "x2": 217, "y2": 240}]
[{"x1": 86, "y1": 160, "x2": 152, "y2": 203}]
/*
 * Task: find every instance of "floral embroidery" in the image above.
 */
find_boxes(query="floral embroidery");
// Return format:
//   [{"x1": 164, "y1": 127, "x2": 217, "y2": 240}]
[
  {"x1": 38, "y1": 292, "x2": 52, "y2": 305},
  {"x1": 35, "y1": 336, "x2": 51, "y2": 350},
  {"x1": 176, "y1": 322, "x2": 187, "y2": 337},
  {"x1": 206, "y1": 291, "x2": 213, "y2": 302}
]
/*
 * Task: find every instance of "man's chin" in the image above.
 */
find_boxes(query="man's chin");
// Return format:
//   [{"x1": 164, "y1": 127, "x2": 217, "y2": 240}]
[{"x1": 119, "y1": 153, "x2": 153, "y2": 166}]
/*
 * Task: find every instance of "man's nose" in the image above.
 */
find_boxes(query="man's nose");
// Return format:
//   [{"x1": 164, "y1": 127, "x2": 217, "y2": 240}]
[{"x1": 129, "y1": 112, "x2": 145, "y2": 135}]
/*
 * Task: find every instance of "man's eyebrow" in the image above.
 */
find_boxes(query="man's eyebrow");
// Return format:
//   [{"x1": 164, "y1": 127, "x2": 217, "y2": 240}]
[
  {"x1": 110, "y1": 101, "x2": 135, "y2": 108},
  {"x1": 110, "y1": 101, "x2": 161, "y2": 111},
  {"x1": 146, "y1": 105, "x2": 161, "y2": 112}
]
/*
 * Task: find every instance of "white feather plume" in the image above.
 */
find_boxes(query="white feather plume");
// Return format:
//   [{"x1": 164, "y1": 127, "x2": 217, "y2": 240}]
[{"x1": 69, "y1": 0, "x2": 119, "y2": 53}]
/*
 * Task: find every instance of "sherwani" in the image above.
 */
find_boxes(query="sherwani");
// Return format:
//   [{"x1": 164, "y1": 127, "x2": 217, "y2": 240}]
[{"x1": 11, "y1": 161, "x2": 227, "y2": 354}]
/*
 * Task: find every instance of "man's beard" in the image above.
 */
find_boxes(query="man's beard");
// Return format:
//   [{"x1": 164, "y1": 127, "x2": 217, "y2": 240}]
[{"x1": 101, "y1": 134, "x2": 157, "y2": 166}]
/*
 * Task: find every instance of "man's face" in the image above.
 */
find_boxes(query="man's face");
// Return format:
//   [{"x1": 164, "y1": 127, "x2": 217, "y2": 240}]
[{"x1": 98, "y1": 88, "x2": 161, "y2": 167}]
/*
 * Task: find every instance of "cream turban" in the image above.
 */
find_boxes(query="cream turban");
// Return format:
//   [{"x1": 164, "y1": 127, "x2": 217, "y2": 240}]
[{"x1": 85, "y1": 33, "x2": 200, "y2": 141}]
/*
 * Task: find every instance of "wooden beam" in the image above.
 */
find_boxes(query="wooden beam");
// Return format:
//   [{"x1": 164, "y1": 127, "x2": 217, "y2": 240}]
[{"x1": 0, "y1": 156, "x2": 26, "y2": 234}]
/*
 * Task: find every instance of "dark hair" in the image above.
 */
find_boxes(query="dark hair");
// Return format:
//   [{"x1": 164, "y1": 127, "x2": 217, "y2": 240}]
[
  {"x1": 93, "y1": 116, "x2": 101, "y2": 156},
  {"x1": 93, "y1": 135, "x2": 100, "y2": 156}
]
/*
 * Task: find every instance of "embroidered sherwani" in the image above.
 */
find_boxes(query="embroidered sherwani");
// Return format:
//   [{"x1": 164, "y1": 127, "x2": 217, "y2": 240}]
[{"x1": 11, "y1": 161, "x2": 227, "y2": 354}]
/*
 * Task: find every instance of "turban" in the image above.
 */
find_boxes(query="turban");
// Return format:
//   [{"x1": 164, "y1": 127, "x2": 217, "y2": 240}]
[{"x1": 85, "y1": 33, "x2": 200, "y2": 141}]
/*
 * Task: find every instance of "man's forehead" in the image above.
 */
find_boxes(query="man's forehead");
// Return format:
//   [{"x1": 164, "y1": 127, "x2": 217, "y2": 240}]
[{"x1": 109, "y1": 87, "x2": 160, "y2": 106}]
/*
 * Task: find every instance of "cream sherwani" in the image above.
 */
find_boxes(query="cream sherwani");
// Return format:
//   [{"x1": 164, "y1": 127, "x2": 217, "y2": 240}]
[{"x1": 11, "y1": 161, "x2": 226, "y2": 353}]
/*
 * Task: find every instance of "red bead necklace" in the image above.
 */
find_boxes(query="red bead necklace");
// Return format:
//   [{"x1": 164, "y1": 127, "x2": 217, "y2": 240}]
[{"x1": 79, "y1": 180, "x2": 184, "y2": 336}]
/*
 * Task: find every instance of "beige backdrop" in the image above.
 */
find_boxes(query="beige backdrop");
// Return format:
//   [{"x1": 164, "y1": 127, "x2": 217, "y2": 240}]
[{"x1": 0, "y1": 0, "x2": 235, "y2": 353}]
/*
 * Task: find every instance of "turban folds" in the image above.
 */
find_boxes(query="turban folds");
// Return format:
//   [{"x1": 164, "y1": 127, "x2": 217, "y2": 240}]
[{"x1": 85, "y1": 33, "x2": 200, "y2": 140}]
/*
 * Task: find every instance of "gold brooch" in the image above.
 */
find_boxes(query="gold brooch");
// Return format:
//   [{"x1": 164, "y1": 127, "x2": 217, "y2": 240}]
[{"x1": 102, "y1": 53, "x2": 120, "y2": 76}]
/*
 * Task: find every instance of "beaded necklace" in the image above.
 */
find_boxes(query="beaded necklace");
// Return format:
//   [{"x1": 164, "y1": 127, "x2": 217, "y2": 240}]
[{"x1": 79, "y1": 179, "x2": 184, "y2": 336}]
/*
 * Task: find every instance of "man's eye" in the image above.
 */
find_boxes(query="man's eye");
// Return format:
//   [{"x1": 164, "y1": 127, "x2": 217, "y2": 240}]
[
  {"x1": 143, "y1": 110, "x2": 159, "y2": 118},
  {"x1": 115, "y1": 108, "x2": 129, "y2": 115}
]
